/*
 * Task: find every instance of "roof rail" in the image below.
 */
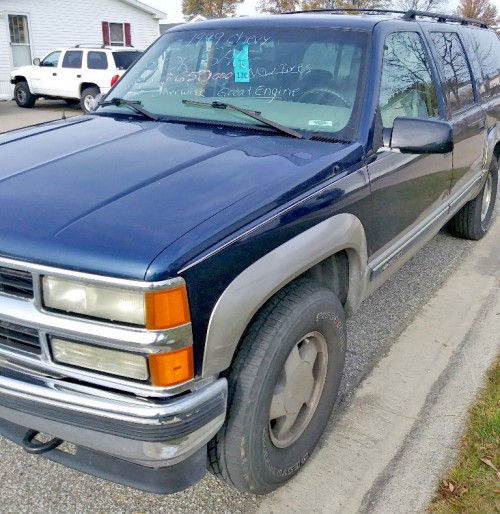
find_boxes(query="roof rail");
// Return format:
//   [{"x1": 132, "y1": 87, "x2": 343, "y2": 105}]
[
  {"x1": 284, "y1": 8, "x2": 407, "y2": 16},
  {"x1": 74, "y1": 44, "x2": 101, "y2": 48},
  {"x1": 283, "y1": 8, "x2": 488, "y2": 28},
  {"x1": 403, "y1": 10, "x2": 488, "y2": 28}
]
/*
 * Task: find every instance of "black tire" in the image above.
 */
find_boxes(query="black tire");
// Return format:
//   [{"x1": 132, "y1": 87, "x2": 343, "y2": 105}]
[
  {"x1": 64, "y1": 98, "x2": 80, "y2": 106},
  {"x1": 208, "y1": 279, "x2": 346, "y2": 494},
  {"x1": 80, "y1": 86, "x2": 100, "y2": 113},
  {"x1": 14, "y1": 81, "x2": 36, "y2": 108},
  {"x1": 448, "y1": 156, "x2": 498, "y2": 240}
]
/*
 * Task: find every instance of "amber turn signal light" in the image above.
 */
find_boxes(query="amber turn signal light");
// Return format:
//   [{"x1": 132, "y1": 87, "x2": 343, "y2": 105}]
[
  {"x1": 148, "y1": 346, "x2": 194, "y2": 386},
  {"x1": 145, "y1": 286, "x2": 190, "y2": 330}
]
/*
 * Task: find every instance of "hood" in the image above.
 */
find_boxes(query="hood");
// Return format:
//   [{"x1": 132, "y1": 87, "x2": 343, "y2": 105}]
[{"x1": 0, "y1": 115, "x2": 360, "y2": 279}]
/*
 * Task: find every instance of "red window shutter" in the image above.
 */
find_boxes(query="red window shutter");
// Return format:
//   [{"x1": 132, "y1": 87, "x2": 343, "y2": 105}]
[
  {"x1": 102, "y1": 21, "x2": 110, "y2": 46},
  {"x1": 124, "y1": 23, "x2": 131, "y2": 46}
]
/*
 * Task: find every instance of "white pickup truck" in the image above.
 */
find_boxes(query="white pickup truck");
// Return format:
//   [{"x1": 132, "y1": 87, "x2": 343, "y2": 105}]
[{"x1": 10, "y1": 45, "x2": 141, "y2": 112}]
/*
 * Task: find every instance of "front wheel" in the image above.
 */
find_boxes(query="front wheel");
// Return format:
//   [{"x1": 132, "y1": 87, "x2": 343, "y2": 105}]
[
  {"x1": 448, "y1": 156, "x2": 498, "y2": 240},
  {"x1": 14, "y1": 81, "x2": 36, "y2": 108},
  {"x1": 208, "y1": 279, "x2": 346, "y2": 494},
  {"x1": 80, "y1": 86, "x2": 100, "y2": 113}
]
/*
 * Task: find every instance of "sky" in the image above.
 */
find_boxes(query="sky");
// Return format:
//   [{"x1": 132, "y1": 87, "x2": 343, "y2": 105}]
[
  {"x1": 142, "y1": 0, "x2": 500, "y2": 22},
  {"x1": 142, "y1": 0, "x2": 262, "y2": 21}
]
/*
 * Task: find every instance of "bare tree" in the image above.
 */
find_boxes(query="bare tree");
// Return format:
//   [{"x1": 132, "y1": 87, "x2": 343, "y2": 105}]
[
  {"x1": 393, "y1": 0, "x2": 446, "y2": 12},
  {"x1": 259, "y1": 0, "x2": 389, "y2": 12},
  {"x1": 454, "y1": 0, "x2": 500, "y2": 27},
  {"x1": 182, "y1": 0, "x2": 205, "y2": 18},
  {"x1": 259, "y1": 0, "x2": 300, "y2": 13},
  {"x1": 183, "y1": 0, "x2": 243, "y2": 17}
]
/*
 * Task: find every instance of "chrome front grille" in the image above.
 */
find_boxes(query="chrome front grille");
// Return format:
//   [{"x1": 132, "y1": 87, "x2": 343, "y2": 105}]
[
  {"x1": 0, "y1": 267, "x2": 34, "y2": 299},
  {"x1": 0, "y1": 320, "x2": 41, "y2": 355}
]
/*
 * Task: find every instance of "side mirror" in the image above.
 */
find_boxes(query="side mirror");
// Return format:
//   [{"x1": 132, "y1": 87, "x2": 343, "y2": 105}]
[
  {"x1": 389, "y1": 117, "x2": 453, "y2": 154},
  {"x1": 33, "y1": 58, "x2": 41, "y2": 66}
]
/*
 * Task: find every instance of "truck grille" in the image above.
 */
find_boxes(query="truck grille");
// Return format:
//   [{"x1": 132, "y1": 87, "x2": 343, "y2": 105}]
[
  {"x1": 0, "y1": 267, "x2": 34, "y2": 299},
  {"x1": 0, "y1": 321, "x2": 41, "y2": 355}
]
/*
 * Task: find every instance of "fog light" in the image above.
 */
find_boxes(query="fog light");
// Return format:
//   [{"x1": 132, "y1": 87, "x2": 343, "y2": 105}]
[{"x1": 51, "y1": 338, "x2": 148, "y2": 381}]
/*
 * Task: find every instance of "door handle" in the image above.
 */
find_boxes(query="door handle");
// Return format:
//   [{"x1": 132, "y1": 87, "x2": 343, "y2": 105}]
[
  {"x1": 77, "y1": 74, "x2": 81, "y2": 78},
  {"x1": 52, "y1": 72, "x2": 57, "y2": 76}
]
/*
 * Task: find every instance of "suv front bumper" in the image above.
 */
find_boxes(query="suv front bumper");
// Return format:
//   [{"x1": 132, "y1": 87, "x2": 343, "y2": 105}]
[{"x1": 0, "y1": 362, "x2": 227, "y2": 493}]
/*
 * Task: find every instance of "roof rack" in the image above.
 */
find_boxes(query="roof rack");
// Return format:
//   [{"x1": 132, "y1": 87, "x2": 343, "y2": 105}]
[
  {"x1": 283, "y1": 8, "x2": 488, "y2": 28},
  {"x1": 403, "y1": 10, "x2": 488, "y2": 28}
]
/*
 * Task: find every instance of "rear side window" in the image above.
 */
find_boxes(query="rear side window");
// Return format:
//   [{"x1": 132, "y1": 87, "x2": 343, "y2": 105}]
[
  {"x1": 62, "y1": 50, "x2": 83, "y2": 69},
  {"x1": 379, "y1": 32, "x2": 439, "y2": 128},
  {"x1": 430, "y1": 32, "x2": 474, "y2": 114},
  {"x1": 88, "y1": 51, "x2": 108, "y2": 70},
  {"x1": 112, "y1": 51, "x2": 141, "y2": 70},
  {"x1": 468, "y1": 29, "x2": 500, "y2": 100}
]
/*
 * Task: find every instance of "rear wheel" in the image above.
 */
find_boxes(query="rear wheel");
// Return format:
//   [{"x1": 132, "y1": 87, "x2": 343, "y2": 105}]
[
  {"x1": 80, "y1": 86, "x2": 100, "y2": 113},
  {"x1": 448, "y1": 156, "x2": 498, "y2": 240},
  {"x1": 208, "y1": 279, "x2": 346, "y2": 494},
  {"x1": 14, "y1": 81, "x2": 36, "y2": 108}
]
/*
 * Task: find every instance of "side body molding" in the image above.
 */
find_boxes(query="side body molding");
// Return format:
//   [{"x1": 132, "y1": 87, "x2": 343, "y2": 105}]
[{"x1": 202, "y1": 213, "x2": 369, "y2": 378}]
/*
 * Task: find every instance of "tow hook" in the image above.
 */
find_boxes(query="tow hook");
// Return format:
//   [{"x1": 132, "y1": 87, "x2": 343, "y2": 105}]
[{"x1": 21, "y1": 429, "x2": 64, "y2": 454}]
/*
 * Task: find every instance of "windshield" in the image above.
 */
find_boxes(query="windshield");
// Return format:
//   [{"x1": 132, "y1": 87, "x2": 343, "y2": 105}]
[{"x1": 102, "y1": 27, "x2": 369, "y2": 138}]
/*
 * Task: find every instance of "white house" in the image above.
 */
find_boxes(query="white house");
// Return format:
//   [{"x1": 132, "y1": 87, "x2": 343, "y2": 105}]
[{"x1": 0, "y1": 0, "x2": 165, "y2": 99}]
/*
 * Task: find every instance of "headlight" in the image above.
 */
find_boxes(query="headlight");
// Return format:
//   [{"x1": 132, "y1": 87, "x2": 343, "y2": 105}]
[
  {"x1": 51, "y1": 338, "x2": 149, "y2": 381},
  {"x1": 42, "y1": 276, "x2": 191, "y2": 330},
  {"x1": 43, "y1": 277, "x2": 145, "y2": 325},
  {"x1": 51, "y1": 338, "x2": 194, "y2": 386}
]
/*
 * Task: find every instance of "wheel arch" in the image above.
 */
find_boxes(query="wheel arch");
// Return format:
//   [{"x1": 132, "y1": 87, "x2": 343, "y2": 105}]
[
  {"x1": 201, "y1": 213, "x2": 369, "y2": 378},
  {"x1": 11, "y1": 75, "x2": 28, "y2": 85},
  {"x1": 80, "y1": 82, "x2": 99, "y2": 95}
]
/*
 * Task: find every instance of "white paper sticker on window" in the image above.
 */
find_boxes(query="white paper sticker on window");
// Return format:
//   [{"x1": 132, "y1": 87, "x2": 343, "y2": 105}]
[{"x1": 308, "y1": 120, "x2": 333, "y2": 127}]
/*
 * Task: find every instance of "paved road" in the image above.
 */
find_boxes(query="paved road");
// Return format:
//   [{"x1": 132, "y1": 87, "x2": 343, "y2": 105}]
[
  {"x1": 0, "y1": 99, "x2": 80, "y2": 133},
  {"x1": 0, "y1": 105, "x2": 498, "y2": 513}
]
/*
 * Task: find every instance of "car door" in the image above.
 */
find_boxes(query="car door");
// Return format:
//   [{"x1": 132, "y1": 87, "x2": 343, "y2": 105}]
[
  {"x1": 366, "y1": 30, "x2": 453, "y2": 278},
  {"x1": 57, "y1": 50, "x2": 84, "y2": 97},
  {"x1": 426, "y1": 29, "x2": 486, "y2": 213},
  {"x1": 30, "y1": 50, "x2": 61, "y2": 95}
]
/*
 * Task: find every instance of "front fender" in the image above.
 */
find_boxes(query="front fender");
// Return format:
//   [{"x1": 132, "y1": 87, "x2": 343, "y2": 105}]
[{"x1": 202, "y1": 213, "x2": 368, "y2": 378}]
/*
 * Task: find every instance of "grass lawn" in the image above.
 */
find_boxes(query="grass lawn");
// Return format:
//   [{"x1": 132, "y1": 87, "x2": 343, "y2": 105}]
[{"x1": 429, "y1": 357, "x2": 500, "y2": 513}]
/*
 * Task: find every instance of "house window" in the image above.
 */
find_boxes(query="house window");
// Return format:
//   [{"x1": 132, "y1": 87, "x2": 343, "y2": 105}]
[
  {"x1": 102, "y1": 22, "x2": 132, "y2": 47},
  {"x1": 8, "y1": 14, "x2": 32, "y2": 68}
]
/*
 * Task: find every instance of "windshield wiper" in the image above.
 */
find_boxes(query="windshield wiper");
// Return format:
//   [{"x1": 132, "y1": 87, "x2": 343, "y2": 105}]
[
  {"x1": 182, "y1": 100, "x2": 303, "y2": 139},
  {"x1": 97, "y1": 97, "x2": 159, "y2": 121}
]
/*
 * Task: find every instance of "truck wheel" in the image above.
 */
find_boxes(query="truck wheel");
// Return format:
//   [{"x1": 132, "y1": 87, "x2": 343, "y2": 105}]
[
  {"x1": 448, "y1": 156, "x2": 498, "y2": 240},
  {"x1": 14, "y1": 81, "x2": 36, "y2": 108},
  {"x1": 208, "y1": 279, "x2": 346, "y2": 494},
  {"x1": 80, "y1": 87, "x2": 100, "y2": 113}
]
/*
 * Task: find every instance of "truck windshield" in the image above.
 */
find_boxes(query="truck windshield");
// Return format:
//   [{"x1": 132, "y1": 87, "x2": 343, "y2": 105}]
[{"x1": 102, "y1": 27, "x2": 369, "y2": 139}]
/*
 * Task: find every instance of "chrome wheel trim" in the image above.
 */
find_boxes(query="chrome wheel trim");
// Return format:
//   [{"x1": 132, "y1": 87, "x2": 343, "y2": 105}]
[
  {"x1": 269, "y1": 331, "x2": 328, "y2": 448},
  {"x1": 481, "y1": 173, "x2": 493, "y2": 222},
  {"x1": 83, "y1": 94, "x2": 95, "y2": 112}
]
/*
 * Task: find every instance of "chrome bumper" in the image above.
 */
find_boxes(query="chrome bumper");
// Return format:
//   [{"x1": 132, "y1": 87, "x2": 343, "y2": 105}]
[{"x1": 0, "y1": 362, "x2": 227, "y2": 468}]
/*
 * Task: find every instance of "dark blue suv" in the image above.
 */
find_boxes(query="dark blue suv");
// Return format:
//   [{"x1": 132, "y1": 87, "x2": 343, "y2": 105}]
[{"x1": 0, "y1": 9, "x2": 499, "y2": 495}]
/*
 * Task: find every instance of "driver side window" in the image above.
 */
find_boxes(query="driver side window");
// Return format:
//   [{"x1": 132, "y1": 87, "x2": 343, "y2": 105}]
[
  {"x1": 41, "y1": 51, "x2": 61, "y2": 68},
  {"x1": 379, "y1": 32, "x2": 438, "y2": 128}
]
